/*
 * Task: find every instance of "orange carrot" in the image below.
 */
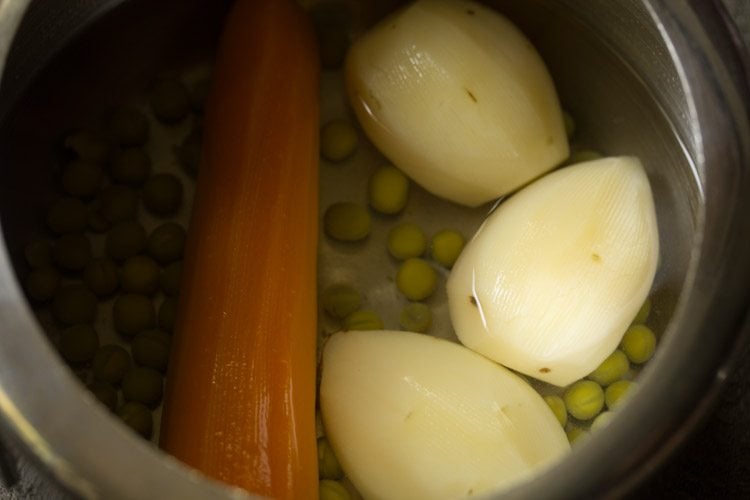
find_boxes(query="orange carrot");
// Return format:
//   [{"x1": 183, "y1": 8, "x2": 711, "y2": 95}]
[{"x1": 159, "y1": 0, "x2": 320, "y2": 497}]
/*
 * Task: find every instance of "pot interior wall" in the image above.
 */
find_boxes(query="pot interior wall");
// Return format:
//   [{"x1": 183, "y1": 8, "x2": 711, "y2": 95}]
[{"x1": 0, "y1": 0, "x2": 701, "y2": 497}]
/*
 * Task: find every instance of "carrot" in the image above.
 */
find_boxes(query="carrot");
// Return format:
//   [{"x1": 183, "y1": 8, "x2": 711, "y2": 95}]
[{"x1": 159, "y1": 0, "x2": 320, "y2": 497}]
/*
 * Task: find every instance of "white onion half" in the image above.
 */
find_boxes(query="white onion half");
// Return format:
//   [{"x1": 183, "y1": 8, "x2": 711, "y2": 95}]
[
  {"x1": 447, "y1": 157, "x2": 659, "y2": 387},
  {"x1": 320, "y1": 330, "x2": 570, "y2": 499},
  {"x1": 345, "y1": 0, "x2": 569, "y2": 207}
]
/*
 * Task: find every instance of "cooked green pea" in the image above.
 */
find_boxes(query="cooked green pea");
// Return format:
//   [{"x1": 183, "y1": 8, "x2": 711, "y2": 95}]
[
  {"x1": 24, "y1": 239, "x2": 52, "y2": 269},
  {"x1": 47, "y1": 197, "x2": 88, "y2": 234},
  {"x1": 142, "y1": 174, "x2": 183, "y2": 216},
  {"x1": 587, "y1": 350, "x2": 630, "y2": 386},
  {"x1": 120, "y1": 255, "x2": 160, "y2": 295},
  {"x1": 317, "y1": 437, "x2": 343, "y2": 479},
  {"x1": 175, "y1": 127, "x2": 202, "y2": 176},
  {"x1": 106, "y1": 220, "x2": 146, "y2": 261},
  {"x1": 566, "y1": 425, "x2": 588, "y2": 445},
  {"x1": 620, "y1": 324, "x2": 656, "y2": 364},
  {"x1": 113, "y1": 293, "x2": 155, "y2": 337},
  {"x1": 121, "y1": 367, "x2": 163, "y2": 407},
  {"x1": 92, "y1": 344, "x2": 131, "y2": 385},
  {"x1": 111, "y1": 148, "x2": 151, "y2": 187},
  {"x1": 605, "y1": 380, "x2": 636, "y2": 409},
  {"x1": 52, "y1": 233, "x2": 92, "y2": 271},
  {"x1": 147, "y1": 222, "x2": 186, "y2": 264},
  {"x1": 58, "y1": 324, "x2": 99, "y2": 364},
  {"x1": 149, "y1": 78, "x2": 191, "y2": 124},
  {"x1": 323, "y1": 202, "x2": 371, "y2": 242},
  {"x1": 319, "y1": 480, "x2": 351, "y2": 500},
  {"x1": 368, "y1": 165, "x2": 409, "y2": 215},
  {"x1": 567, "y1": 149, "x2": 602, "y2": 165},
  {"x1": 590, "y1": 411, "x2": 616, "y2": 432},
  {"x1": 396, "y1": 258, "x2": 437, "y2": 301},
  {"x1": 563, "y1": 380, "x2": 604, "y2": 421},
  {"x1": 399, "y1": 302, "x2": 432, "y2": 333},
  {"x1": 87, "y1": 380, "x2": 118, "y2": 411},
  {"x1": 562, "y1": 110, "x2": 575, "y2": 139},
  {"x1": 64, "y1": 130, "x2": 111, "y2": 163},
  {"x1": 430, "y1": 229, "x2": 465, "y2": 269},
  {"x1": 343, "y1": 310, "x2": 383, "y2": 331},
  {"x1": 116, "y1": 401, "x2": 153, "y2": 438},
  {"x1": 321, "y1": 119, "x2": 358, "y2": 162},
  {"x1": 132, "y1": 330, "x2": 170, "y2": 372},
  {"x1": 51, "y1": 285, "x2": 97, "y2": 325},
  {"x1": 82, "y1": 258, "x2": 118, "y2": 297},
  {"x1": 632, "y1": 297, "x2": 652, "y2": 325},
  {"x1": 62, "y1": 159, "x2": 102, "y2": 198},
  {"x1": 543, "y1": 395, "x2": 567, "y2": 427},
  {"x1": 160, "y1": 261, "x2": 182, "y2": 296},
  {"x1": 109, "y1": 106, "x2": 149, "y2": 147},
  {"x1": 387, "y1": 223, "x2": 427, "y2": 260},
  {"x1": 322, "y1": 284, "x2": 361, "y2": 319},
  {"x1": 97, "y1": 185, "x2": 138, "y2": 225},
  {"x1": 25, "y1": 266, "x2": 60, "y2": 302},
  {"x1": 158, "y1": 296, "x2": 179, "y2": 333}
]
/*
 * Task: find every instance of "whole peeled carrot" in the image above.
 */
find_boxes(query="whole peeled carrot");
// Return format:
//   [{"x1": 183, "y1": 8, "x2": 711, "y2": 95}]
[{"x1": 159, "y1": 0, "x2": 320, "y2": 497}]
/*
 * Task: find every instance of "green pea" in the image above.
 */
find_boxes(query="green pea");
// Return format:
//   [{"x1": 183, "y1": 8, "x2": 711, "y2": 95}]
[
  {"x1": 587, "y1": 350, "x2": 630, "y2": 386},
  {"x1": 64, "y1": 130, "x2": 111, "y2": 163},
  {"x1": 563, "y1": 380, "x2": 604, "y2": 421},
  {"x1": 106, "y1": 220, "x2": 147, "y2": 261},
  {"x1": 566, "y1": 425, "x2": 588, "y2": 445},
  {"x1": 120, "y1": 255, "x2": 160, "y2": 295},
  {"x1": 175, "y1": 127, "x2": 202, "y2": 176},
  {"x1": 399, "y1": 302, "x2": 432, "y2": 333},
  {"x1": 47, "y1": 197, "x2": 88, "y2": 234},
  {"x1": 121, "y1": 366, "x2": 163, "y2": 407},
  {"x1": 131, "y1": 330, "x2": 170, "y2": 372},
  {"x1": 323, "y1": 202, "x2": 371, "y2": 242},
  {"x1": 83, "y1": 259, "x2": 119, "y2": 297},
  {"x1": 52, "y1": 233, "x2": 92, "y2": 271},
  {"x1": 111, "y1": 148, "x2": 151, "y2": 187},
  {"x1": 396, "y1": 258, "x2": 437, "y2": 301},
  {"x1": 562, "y1": 110, "x2": 575, "y2": 139},
  {"x1": 51, "y1": 284, "x2": 97, "y2": 325},
  {"x1": 319, "y1": 480, "x2": 351, "y2": 500},
  {"x1": 387, "y1": 223, "x2": 427, "y2": 260},
  {"x1": 320, "y1": 119, "x2": 358, "y2": 162},
  {"x1": 58, "y1": 324, "x2": 99, "y2": 364},
  {"x1": 147, "y1": 222, "x2": 186, "y2": 264},
  {"x1": 25, "y1": 266, "x2": 61, "y2": 302},
  {"x1": 430, "y1": 229, "x2": 465, "y2": 269},
  {"x1": 62, "y1": 159, "x2": 102, "y2": 198},
  {"x1": 620, "y1": 324, "x2": 657, "y2": 364},
  {"x1": 317, "y1": 437, "x2": 343, "y2": 480},
  {"x1": 109, "y1": 106, "x2": 149, "y2": 147},
  {"x1": 543, "y1": 395, "x2": 567, "y2": 427},
  {"x1": 92, "y1": 344, "x2": 131, "y2": 385},
  {"x1": 97, "y1": 185, "x2": 138, "y2": 225},
  {"x1": 567, "y1": 149, "x2": 602, "y2": 165},
  {"x1": 24, "y1": 239, "x2": 52, "y2": 269},
  {"x1": 368, "y1": 165, "x2": 409, "y2": 215},
  {"x1": 149, "y1": 78, "x2": 191, "y2": 124},
  {"x1": 605, "y1": 380, "x2": 636, "y2": 410},
  {"x1": 321, "y1": 284, "x2": 361, "y2": 319},
  {"x1": 87, "y1": 380, "x2": 118, "y2": 411},
  {"x1": 343, "y1": 310, "x2": 383, "y2": 331},
  {"x1": 158, "y1": 296, "x2": 179, "y2": 333},
  {"x1": 142, "y1": 174, "x2": 183, "y2": 216},
  {"x1": 160, "y1": 261, "x2": 182, "y2": 296},
  {"x1": 117, "y1": 401, "x2": 153, "y2": 438},
  {"x1": 632, "y1": 297, "x2": 652, "y2": 325},
  {"x1": 590, "y1": 411, "x2": 616, "y2": 433},
  {"x1": 113, "y1": 293, "x2": 155, "y2": 337}
]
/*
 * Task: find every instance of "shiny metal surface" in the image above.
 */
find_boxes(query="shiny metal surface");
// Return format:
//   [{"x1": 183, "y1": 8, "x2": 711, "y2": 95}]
[{"x1": 0, "y1": 0, "x2": 748, "y2": 498}]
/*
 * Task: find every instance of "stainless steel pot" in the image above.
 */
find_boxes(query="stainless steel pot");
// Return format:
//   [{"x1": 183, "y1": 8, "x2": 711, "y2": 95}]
[{"x1": 0, "y1": 0, "x2": 748, "y2": 498}]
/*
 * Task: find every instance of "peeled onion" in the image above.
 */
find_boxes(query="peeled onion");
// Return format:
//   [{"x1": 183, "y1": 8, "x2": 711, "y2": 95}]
[
  {"x1": 345, "y1": 0, "x2": 569, "y2": 207},
  {"x1": 447, "y1": 157, "x2": 659, "y2": 386},
  {"x1": 320, "y1": 330, "x2": 570, "y2": 499}
]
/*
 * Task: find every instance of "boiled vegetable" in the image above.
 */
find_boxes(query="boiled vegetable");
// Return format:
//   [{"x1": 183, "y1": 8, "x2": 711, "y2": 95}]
[{"x1": 159, "y1": 1, "x2": 320, "y2": 496}]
